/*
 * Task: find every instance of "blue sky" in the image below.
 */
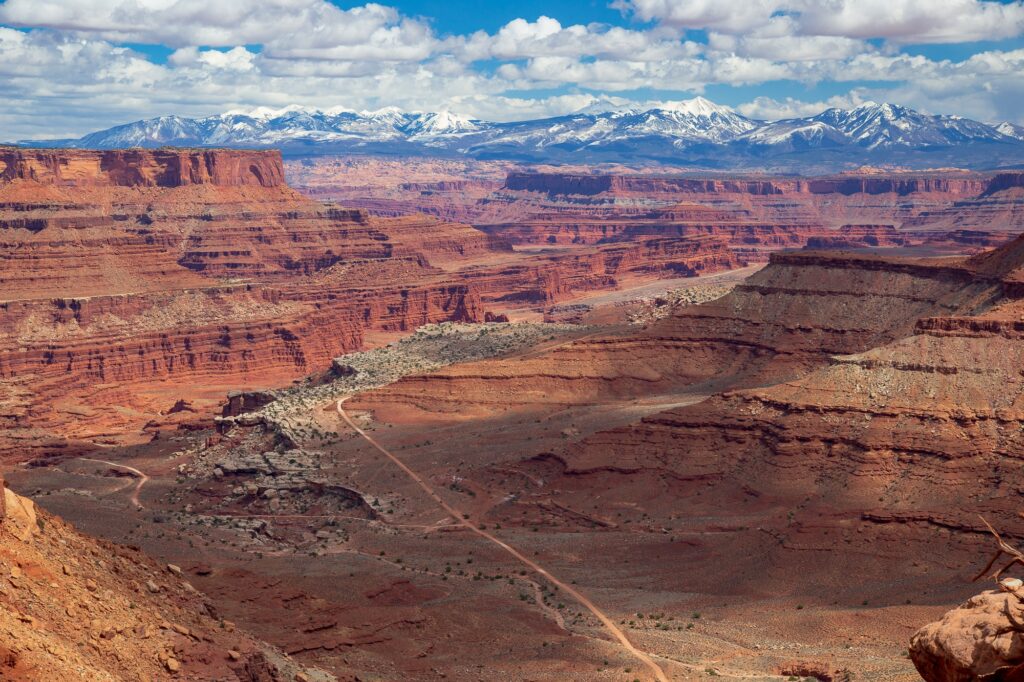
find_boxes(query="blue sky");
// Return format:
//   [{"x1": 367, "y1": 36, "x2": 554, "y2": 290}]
[
  {"x1": 2, "y1": 0, "x2": 1024, "y2": 139},
  {"x1": 348, "y1": 0, "x2": 632, "y2": 34}
]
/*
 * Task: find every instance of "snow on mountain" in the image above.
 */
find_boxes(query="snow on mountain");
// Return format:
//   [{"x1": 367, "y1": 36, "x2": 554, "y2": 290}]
[
  {"x1": 734, "y1": 102, "x2": 1016, "y2": 153},
  {"x1": 738, "y1": 119, "x2": 850, "y2": 149},
  {"x1": 402, "y1": 111, "x2": 482, "y2": 139},
  {"x1": 809, "y1": 102, "x2": 1009, "y2": 149},
  {"x1": 76, "y1": 115, "x2": 209, "y2": 148},
  {"x1": 996, "y1": 121, "x2": 1024, "y2": 140},
  {"x1": 24, "y1": 98, "x2": 1024, "y2": 169},
  {"x1": 466, "y1": 98, "x2": 760, "y2": 153}
]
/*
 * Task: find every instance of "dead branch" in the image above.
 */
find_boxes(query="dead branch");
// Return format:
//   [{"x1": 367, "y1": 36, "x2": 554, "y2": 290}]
[{"x1": 975, "y1": 515, "x2": 1024, "y2": 584}]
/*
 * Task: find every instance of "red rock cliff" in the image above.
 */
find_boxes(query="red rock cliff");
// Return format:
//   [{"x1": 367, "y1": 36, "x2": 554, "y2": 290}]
[
  {"x1": 503, "y1": 171, "x2": 987, "y2": 197},
  {"x1": 0, "y1": 147, "x2": 286, "y2": 188}
]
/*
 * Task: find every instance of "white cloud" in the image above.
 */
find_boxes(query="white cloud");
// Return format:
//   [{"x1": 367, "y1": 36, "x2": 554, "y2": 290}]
[
  {"x1": 708, "y1": 16, "x2": 871, "y2": 61},
  {"x1": 800, "y1": 0, "x2": 1024, "y2": 43},
  {"x1": 455, "y1": 16, "x2": 698, "y2": 62},
  {"x1": 170, "y1": 46, "x2": 256, "y2": 71},
  {"x1": 736, "y1": 92, "x2": 872, "y2": 120},
  {"x1": 612, "y1": 0, "x2": 781, "y2": 33},
  {"x1": 0, "y1": 1, "x2": 438, "y2": 60},
  {"x1": 618, "y1": 0, "x2": 1024, "y2": 44}
]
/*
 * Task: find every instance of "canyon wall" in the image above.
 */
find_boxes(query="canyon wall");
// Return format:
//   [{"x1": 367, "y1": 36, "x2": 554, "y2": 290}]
[
  {"x1": 353, "y1": 245, "x2": 1004, "y2": 423},
  {"x1": 0, "y1": 149, "x2": 745, "y2": 460},
  {"x1": 0, "y1": 147, "x2": 287, "y2": 188},
  {"x1": 0, "y1": 149, "x2": 499, "y2": 459},
  {"x1": 342, "y1": 234, "x2": 1024, "y2": 654},
  {"x1": 301, "y1": 160, "x2": 1024, "y2": 264},
  {"x1": 502, "y1": 171, "x2": 988, "y2": 198}
]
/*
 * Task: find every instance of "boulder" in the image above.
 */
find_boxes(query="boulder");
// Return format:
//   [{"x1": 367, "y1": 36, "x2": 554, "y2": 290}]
[
  {"x1": 221, "y1": 390, "x2": 277, "y2": 418},
  {"x1": 910, "y1": 586, "x2": 1024, "y2": 681}
]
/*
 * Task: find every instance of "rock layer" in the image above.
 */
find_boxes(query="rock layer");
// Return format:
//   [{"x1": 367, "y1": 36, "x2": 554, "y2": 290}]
[{"x1": 0, "y1": 147, "x2": 287, "y2": 187}]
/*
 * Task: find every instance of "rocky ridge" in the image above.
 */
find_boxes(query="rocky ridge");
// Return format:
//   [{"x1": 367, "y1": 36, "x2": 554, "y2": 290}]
[{"x1": 0, "y1": 480, "x2": 336, "y2": 681}]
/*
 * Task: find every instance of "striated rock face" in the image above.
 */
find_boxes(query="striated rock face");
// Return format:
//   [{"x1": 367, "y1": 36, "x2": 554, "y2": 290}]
[
  {"x1": 477, "y1": 171, "x2": 1020, "y2": 263},
  {"x1": 0, "y1": 149, "x2": 500, "y2": 458},
  {"x1": 353, "y1": 233, "x2": 1024, "y2": 670},
  {"x1": 911, "y1": 586, "x2": 1024, "y2": 681},
  {"x1": 294, "y1": 161, "x2": 1024, "y2": 283},
  {"x1": 355, "y1": 244, "x2": 999, "y2": 422},
  {"x1": 0, "y1": 147, "x2": 286, "y2": 187},
  {"x1": 983, "y1": 172, "x2": 1024, "y2": 196}
]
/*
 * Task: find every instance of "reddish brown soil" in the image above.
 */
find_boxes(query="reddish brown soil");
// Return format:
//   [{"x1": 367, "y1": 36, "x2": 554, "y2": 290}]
[{"x1": 0, "y1": 479, "x2": 334, "y2": 680}]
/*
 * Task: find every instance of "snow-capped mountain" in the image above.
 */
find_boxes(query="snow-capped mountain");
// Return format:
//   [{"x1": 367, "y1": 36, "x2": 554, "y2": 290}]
[
  {"x1": 72, "y1": 107, "x2": 487, "y2": 149},
  {"x1": 738, "y1": 102, "x2": 1012, "y2": 151},
  {"x1": 808, "y1": 102, "x2": 1007, "y2": 148},
  {"x1": 403, "y1": 111, "x2": 481, "y2": 139},
  {"x1": 22, "y1": 99, "x2": 1024, "y2": 170}
]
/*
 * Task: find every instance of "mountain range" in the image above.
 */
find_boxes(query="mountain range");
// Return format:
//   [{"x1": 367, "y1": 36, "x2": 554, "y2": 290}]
[{"x1": 18, "y1": 98, "x2": 1024, "y2": 171}]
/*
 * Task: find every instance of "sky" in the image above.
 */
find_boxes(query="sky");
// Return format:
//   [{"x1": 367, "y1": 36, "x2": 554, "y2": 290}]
[{"x1": 3, "y1": 0, "x2": 1024, "y2": 139}]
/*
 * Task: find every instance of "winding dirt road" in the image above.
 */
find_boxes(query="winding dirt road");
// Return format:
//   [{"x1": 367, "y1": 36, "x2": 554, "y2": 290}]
[
  {"x1": 336, "y1": 397, "x2": 670, "y2": 682},
  {"x1": 80, "y1": 458, "x2": 149, "y2": 509}
]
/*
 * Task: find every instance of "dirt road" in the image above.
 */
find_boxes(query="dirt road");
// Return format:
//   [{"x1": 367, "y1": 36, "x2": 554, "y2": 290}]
[
  {"x1": 80, "y1": 458, "x2": 149, "y2": 509},
  {"x1": 336, "y1": 397, "x2": 670, "y2": 681}
]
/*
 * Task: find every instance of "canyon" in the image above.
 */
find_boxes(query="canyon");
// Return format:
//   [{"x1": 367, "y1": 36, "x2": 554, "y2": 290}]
[
  {"x1": 6, "y1": 149, "x2": 1024, "y2": 680},
  {"x1": 0, "y1": 148, "x2": 748, "y2": 461}
]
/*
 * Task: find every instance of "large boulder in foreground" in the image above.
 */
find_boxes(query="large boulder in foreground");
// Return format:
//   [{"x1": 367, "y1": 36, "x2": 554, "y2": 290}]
[{"x1": 911, "y1": 582, "x2": 1024, "y2": 681}]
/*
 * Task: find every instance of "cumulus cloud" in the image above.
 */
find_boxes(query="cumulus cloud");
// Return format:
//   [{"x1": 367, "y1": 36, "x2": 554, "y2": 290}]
[
  {"x1": 800, "y1": 0, "x2": 1024, "y2": 43},
  {"x1": 0, "y1": 1, "x2": 438, "y2": 60},
  {"x1": 455, "y1": 16, "x2": 698, "y2": 62},
  {"x1": 618, "y1": 0, "x2": 1024, "y2": 44},
  {"x1": 736, "y1": 92, "x2": 874, "y2": 120},
  {"x1": 708, "y1": 16, "x2": 872, "y2": 62},
  {"x1": 612, "y1": 0, "x2": 781, "y2": 33}
]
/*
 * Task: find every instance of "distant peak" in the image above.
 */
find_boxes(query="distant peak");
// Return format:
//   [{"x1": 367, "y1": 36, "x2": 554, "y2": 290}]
[
  {"x1": 852, "y1": 101, "x2": 910, "y2": 117},
  {"x1": 224, "y1": 104, "x2": 312, "y2": 119},
  {"x1": 656, "y1": 96, "x2": 737, "y2": 117},
  {"x1": 361, "y1": 106, "x2": 406, "y2": 117},
  {"x1": 221, "y1": 104, "x2": 357, "y2": 119}
]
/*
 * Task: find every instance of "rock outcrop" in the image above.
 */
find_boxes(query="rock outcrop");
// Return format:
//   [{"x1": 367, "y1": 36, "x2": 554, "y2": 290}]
[{"x1": 911, "y1": 581, "x2": 1024, "y2": 681}]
